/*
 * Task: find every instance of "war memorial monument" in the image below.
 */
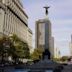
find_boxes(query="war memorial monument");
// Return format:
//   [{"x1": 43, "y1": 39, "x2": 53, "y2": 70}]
[{"x1": 28, "y1": 6, "x2": 63, "y2": 72}]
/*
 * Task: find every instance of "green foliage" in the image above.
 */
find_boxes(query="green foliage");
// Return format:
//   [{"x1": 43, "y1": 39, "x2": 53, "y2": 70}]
[
  {"x1": 52, "y1": 57, "x2": 60, "y2": 62},
  {"x1": 31, "y1": 48, "x2": 44, "y2": 60},
  {"x1": 60, "y1": 56, "x2": 69, "y2": 62},
  {"x1": 0, "y1": 34, "x2": 30, "y2": 62},
  {"x1": 0, "y1": 36, "x2": 15, "y2": 61},
  {"x1": 9, "y1": 34, "x2": 30, "y2": 60},
  {"x1": 0, "y1": 36, "x2": 8, "y2": 53}
]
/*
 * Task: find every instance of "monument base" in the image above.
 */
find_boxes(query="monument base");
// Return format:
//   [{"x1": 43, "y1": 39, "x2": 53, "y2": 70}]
[
  {"x1": 29, "y1": 59, "x2": 63, "y2": 72},
  {"x1": 29, "y1": 49, "x2": 63, "y2": 72}
]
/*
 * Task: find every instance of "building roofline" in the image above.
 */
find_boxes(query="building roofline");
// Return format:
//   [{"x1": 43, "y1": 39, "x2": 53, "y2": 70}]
[
  {"x1": 28, "y1": 28, "x2": 33, "y2": 34},
  {"x1": 7, "y1": 6, "x2": 28, "y2": 27},
  {"x1": 13, "y1": 0, "x2": 28, "y2": 18}
]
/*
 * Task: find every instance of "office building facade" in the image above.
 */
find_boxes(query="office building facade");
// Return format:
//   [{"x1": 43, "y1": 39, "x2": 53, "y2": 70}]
[
  {"x1": 69, "y1": 35, "x2": 72, "y2": 56},
  {"x1": 27, "y1": 28, "x2": 33, "y2": 53},
  {"x1": 49, "y1": 36, "x2": 54, "y2": 57},
  {"x1": 0, "y1": 0, "x2": 32, "y2": 50}
]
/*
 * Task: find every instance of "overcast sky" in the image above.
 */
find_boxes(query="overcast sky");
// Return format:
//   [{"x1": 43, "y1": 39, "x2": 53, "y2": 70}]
[{"x1": 21, "y1": 0, "x2": 72, "y2": 56}]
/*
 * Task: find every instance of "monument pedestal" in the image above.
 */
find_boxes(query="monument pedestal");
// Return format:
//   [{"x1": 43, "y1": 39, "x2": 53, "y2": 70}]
[{"x1": 29, "y1": 49, "x2": 63, "y2": 72}]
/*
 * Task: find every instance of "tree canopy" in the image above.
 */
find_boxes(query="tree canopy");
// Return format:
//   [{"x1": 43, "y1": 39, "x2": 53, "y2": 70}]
[
  {"x1": 9, "y1": 34, "x2": 30, "y2": 59},
  {"x1": 0, "y1": 34, "x2": 30, "y2": 63},
  {"x1": 31, "y1": 48, "x2": 44, "y2": 61}
]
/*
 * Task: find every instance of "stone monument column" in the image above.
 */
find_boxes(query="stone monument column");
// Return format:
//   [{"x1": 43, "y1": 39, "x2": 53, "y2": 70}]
[
  {"x1": 43, "y1": 6, "x2": 51, "y2": 59},
  {"x1": 35, "y1": 6, "x2": 52, "y2": 59}
]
